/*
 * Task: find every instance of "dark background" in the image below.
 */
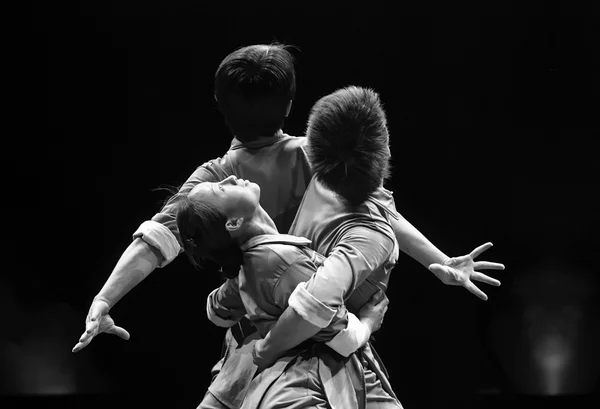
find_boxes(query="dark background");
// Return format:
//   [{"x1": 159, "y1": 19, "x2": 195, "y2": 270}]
[{"x1": 3, "y1": 1, "x2": 599, "y2": 408}]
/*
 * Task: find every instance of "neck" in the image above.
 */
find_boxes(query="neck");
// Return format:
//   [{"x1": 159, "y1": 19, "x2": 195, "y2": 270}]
[{"x1": 234, "y1": 205, "x2": 278, "y2": 244}]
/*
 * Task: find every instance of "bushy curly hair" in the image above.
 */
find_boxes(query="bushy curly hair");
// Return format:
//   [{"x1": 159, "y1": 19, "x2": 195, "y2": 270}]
[{"x1": 305, "y1": 86, "x2": 391, "y2": 206}]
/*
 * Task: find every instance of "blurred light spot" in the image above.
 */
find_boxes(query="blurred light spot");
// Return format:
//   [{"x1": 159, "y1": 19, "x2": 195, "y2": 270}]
[
  {"x1": 525, "y1": 304, "x2": 583, "y2": 395},
  {"x1": 533, "y1": 333, "x2": 571, "y2": 395},
  {"x1": 7, "y1": 339, "x2": 77, "y2": 395}
]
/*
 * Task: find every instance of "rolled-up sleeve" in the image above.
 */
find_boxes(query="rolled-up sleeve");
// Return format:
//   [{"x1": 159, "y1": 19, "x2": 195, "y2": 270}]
[
  {"x1": 132, "y1": 221, "x2": 180, "y2": 267},
  {"x1": 206, "y1": 277, "x2": 246, "y2": 328},
  {"x1": 307, "y1": 304, "x2": 369, "y2": 356},
  {"x1": 277, "y1": 260, "x2": 370, "y2": 356},
  {"x1": 298, "y1": 227, "x2": 395, "y2": 310},
  {"x1": 324, "y1": 312, "x2": 370, "y2": 356}
]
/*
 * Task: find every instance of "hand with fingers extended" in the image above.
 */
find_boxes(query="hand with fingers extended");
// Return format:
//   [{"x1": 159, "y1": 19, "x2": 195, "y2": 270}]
[
  {"x1": 357, "y1": 289, "x2": 389, "y2": 334},
  {"x1": 428, "y1": 242, "x2": 505, "y2": 301},
  {"x1": 72, "y1": 297, "x2": 130, "y2": 353}
]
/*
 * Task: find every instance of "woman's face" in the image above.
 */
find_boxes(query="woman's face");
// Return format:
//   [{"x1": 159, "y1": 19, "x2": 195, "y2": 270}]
[{"x1": 188, "y1": 175, "x2": 261, "y2": 220}]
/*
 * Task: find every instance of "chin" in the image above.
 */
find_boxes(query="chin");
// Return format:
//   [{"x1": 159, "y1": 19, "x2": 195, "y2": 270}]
[{"x1": 249, "y1": 182, "x2": 261, "y2": 202}]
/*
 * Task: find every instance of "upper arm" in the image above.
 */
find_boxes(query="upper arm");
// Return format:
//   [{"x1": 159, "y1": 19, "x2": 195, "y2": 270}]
[
  {"x1": 217, "y1": 277, "x2": 244, "y2": 310},
  {"x1": 208, "y1": 277, "x2": 246, "y2": 322},
  {"x1": 271, "y1": 254, "x2": 317, "y2": 310},
  {"x1": 302, "y1": 227, "x2": 395, "y2": 308},
  {"x1": 273, "y1": 257, "x2": 361, "y2": 346}
]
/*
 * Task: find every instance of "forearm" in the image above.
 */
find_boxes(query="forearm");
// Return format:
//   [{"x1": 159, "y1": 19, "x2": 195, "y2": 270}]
[
  {"x1": 257, "y1": 305, "x2": 370, "y2": 360},
  {"x1": 96, "y1": 238, "x2": 163, "y2": 309},
  {"x1": 256, "y1": 306, "x2": 322, "y2": 362},
  {"x1": 391, "y1": 212, "x2": 449, "y2": 268},
  {"x1": 255, "y1": 283, "x2": 338, "y2": 363},
  {"x1": 321, "y1": 310, "x2": 371, "y2": 357}
]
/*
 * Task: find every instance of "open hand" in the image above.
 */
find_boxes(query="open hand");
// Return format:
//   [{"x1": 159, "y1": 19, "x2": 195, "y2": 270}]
[
  {"x1": 428, "y1": 242, "x2": 504, "y2": 301},
  {"x1": 72, "y1": 298, "x2": 130, "y2": 353}
]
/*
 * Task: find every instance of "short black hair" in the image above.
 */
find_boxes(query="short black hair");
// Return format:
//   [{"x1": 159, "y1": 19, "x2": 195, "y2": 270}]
[
  {"x1": 305, "y1": 86, "x2": 391, "y2": 206},
  {"x1": 214, "y1": 43, "x2": 297, "y2": 142}
]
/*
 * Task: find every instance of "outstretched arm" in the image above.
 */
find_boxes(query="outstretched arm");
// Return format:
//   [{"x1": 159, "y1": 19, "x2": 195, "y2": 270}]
[
  {"x1": 73, "y1": 162, "x2": 228, "y2": 353},
  {"x1": 72, "y1": 237, "x2": 164, "y2": 352},
  {"x1": 389, "y1": 202, "x2": 505, "y2": 300},
  {"x1": 389, "y1": 210, "x2": 448, "y2": 267}
]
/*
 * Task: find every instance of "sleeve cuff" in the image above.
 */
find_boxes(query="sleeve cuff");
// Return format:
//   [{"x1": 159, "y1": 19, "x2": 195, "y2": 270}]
[
  {"x1": 325, "y1": 313, "x2": 370, "y2": 357},
  {"x1": 206, "y1": 288, "x2": 240, "y2": 328},
  {"x1": 288, "y1": 283, "x2": 338, "y2": 328},
  {"x1": 133, "y1": 221, "x2": 181, "y2": 268}
]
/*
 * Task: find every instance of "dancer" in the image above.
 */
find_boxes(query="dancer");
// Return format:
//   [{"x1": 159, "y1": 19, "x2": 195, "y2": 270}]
[
  {"x1": 244, "y1": 86, "x2": 504, "y2": 408},
  {"x1": 72, "y1": 45, "x2": 504, "y2": 408},
  {"x1": 176, "y1": 176, "x2": 390, "y2": 408}
]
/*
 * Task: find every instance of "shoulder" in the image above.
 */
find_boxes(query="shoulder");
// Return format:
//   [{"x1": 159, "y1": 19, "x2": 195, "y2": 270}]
[
  {"x1": 193, "y1": 153, "x2": 235, "y2": 181},
  {"x1": 277, "y1": 134, "x2": 308, "y2": 151},
  {"x1": 243, "y1": 243, "x2": 316, "y2": 295},
  {"x1": 336, "y1": 222, "x2": 396, "y2": 255},
  {"x1": 242, "y1": 242, "x2": 315, "y2": 286},
  {"x1": 248, "y1": 242, "x2": 309, "y2": 268}
]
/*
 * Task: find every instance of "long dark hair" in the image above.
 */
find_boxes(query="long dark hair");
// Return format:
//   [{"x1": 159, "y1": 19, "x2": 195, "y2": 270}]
[{"x1": 174, "y1": 194, "x2": 244, "y2": 279}]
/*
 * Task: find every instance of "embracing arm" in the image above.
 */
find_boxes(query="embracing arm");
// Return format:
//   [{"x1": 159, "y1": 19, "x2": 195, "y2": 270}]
[{"x1": 253, "y1": 229, "x2": 394, "y2": 366}]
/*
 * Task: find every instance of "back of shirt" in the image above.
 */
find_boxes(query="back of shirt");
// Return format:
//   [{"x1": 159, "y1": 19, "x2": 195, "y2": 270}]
[
  {"x1": 226, "y1": 135, "x2": 311, "y2": 233},
  {"x1": 288, "y1": 178, "x2": 399, "y2": 313}
]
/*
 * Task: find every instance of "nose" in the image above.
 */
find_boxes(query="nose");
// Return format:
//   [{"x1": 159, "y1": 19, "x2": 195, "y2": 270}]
[{"x1": 220, "y1": 175, "x2": 238, "y2": 185}]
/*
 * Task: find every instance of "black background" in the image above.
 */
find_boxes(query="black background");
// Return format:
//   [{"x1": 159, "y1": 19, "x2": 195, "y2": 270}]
[{"x1": 3, "y1": 1, "x2": 599, "y2": 408}]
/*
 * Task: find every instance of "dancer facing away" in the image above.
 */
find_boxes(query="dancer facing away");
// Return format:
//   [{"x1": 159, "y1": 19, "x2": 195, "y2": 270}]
[
  {"x1": 250, "y1": 86, "x2": 505, "y2": 372},
  {"x1": 196, "y1": 86, "x2": 503, "y2": 409}
]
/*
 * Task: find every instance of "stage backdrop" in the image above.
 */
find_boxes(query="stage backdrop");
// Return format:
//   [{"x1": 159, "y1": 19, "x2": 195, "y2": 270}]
[{"x1": 5, "y1": 2, "x2": 599, "y2": 409}]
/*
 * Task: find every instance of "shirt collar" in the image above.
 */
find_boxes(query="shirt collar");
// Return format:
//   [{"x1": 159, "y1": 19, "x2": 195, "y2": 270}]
[
  {"x1": 241, "y1": 234, "x2": 312, "y2": 252},
  {"x1": 230, "y1": 130, "x2": 285, "y2": 151}
]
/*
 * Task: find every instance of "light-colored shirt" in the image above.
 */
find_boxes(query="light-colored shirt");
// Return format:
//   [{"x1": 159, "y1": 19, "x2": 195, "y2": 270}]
[
  {"x1": 205, "y1": 234, "x2": 370, "y2": 409},
  {"x1": 287, "y1": 178, "x2": 400, "y2": 326},
  {"x1": 207, "y1": 234, "x2": 366, "y2": 348}
]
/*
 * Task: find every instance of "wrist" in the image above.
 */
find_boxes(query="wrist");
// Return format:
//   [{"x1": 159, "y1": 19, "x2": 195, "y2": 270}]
[
  {"x1": 93, "y1": 295, "x2": 113, "y2": 311},
  {"x1": 253, "y1": 336, "x2": 275, "y2": 367},
  {"x1": 358, "y1": 318, "x2": 374, "y2": 338}
]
